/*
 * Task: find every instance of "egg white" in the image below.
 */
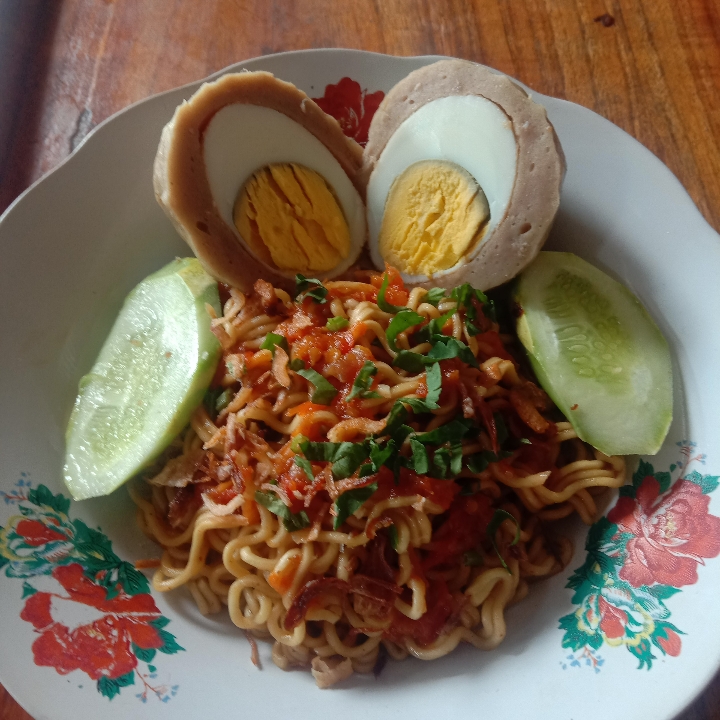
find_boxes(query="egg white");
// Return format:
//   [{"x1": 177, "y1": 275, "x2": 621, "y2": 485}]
[
  {"x1": 366, "y1": 95, "x2": 518, "y2": 282},
  {"x1": 203, "y1": 103, "x2": 366, "y2": 278}
]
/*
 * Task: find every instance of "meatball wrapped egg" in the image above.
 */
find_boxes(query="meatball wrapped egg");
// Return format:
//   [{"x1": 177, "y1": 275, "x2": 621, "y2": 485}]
[
  {"x1": 154, "y1": 72, "x2": 367, "y2": 291},
  {"x1": 362, "y1": 59, "x2": 566, "y2": 290}
]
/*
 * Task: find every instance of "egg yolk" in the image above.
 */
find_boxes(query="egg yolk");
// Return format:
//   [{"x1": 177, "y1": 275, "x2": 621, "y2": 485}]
[
  {"x1": 234, "y1": 163, "x2": 351, "y2": 274},
  {"x1": 378, "y1": 160, "x2": 490, "y2": 277}
]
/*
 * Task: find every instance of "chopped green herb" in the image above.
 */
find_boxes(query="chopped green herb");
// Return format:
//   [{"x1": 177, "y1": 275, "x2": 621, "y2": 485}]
[
  {"x1": 409, "y1": 417, "x2": 472, "y2": 478},
  {"x1": 203, "y1": 387, "x2": 222, "y2": 416},
  {"x1": 377, "y1": 273, "x2": 406, "y2": 314},
  {"x1": 417, "y1": 362, "x2": 442, "y2": 408},
  {"x1": 487, "y1": 509, "x2": 521, "y2": 573},
  {"x1": 203, "y1": 387, "x2": 234, "y2": 417},
  {"x1": 300, "y1": 440, "x2": 343, "y2": 460},
  {"x1": 465, "y1": 448, "x2": 512, "y2": 473},
  {"x1": 385, "y1": 425, "x2": 413, "y2": 484},
  {"x1": 255, "y1": 490, "x2": 310, "y2": 532},
  {"x1": 300, "y1": 440, "x2": 343, "y2": 462},
  {"x1": 369, "y1": 438, "x2": 396, "y2": 472},
  {"x1": 384, "y1": 402, "x2": 409, "y2": 436},
  {"x1": 388, "y1": 524, "x2": 399, "y2": 551},
  {"x1": 393, "y1": 335, "x2": 479, "y2": 371},
  {"x1": 433, "y1": 447, "x2": 452, "y2": 477},
  {"x1": 215, "y1": 388, "x2": 233, "y2": 413},
  {"x1": 392, "y1": 351, "x2": 430, "y2": 374},
  {"x1": 326, "y1": 316, "x2": 350, "y2": 331},
  {"x1": 400, "y1": 398, "x2": 435, "y2": 415},
  {"x1": 290, "y1": 434, "x2": 309, "y2": 453},
  {"x1": 426, "y1": 444, "x2": 461, "y2": 479},
  {"x1": 371, "y1": 414, "x2": 413, "y2": 481},
  {"x1": 386, "y1": 310, "x2": 424, "y2": 350},
  {"x1": 449, "y1": 442, "x2": 464, "y2": 476},
  {"x1": 289, "y1": 358, "x2": 306, "y2": 371},
  {"x1": 260, "y1": 332, "x2": 289, "y2": 356},
  {"x1": 331, "y1": 443, "x2": 370, "y2": 480},
  {"x1": 520, "y1": 437, "x2": 532, "y2": 445},
  {"x1": 408, "y1": 438, "x2": 428, "y2": 474},
  {"x1": 296, "y1": 367, "x2": 338, "y2": 405},
  {"x1": 394, "y1": 424, "x2": 415, "y2": 447},
  {"x1": 294, "y1": 456, "x2": 315, "y2": 482},
  {"x1": 333, "y1": 482, "x2": 378, "y2": 529},
  {"x1": 423, "y1": 287, "x2": 446, "y2": 307},
  {"x1": 295, "y1": 274, "x2": 328, "y2": 304},
  {"x1": 413, "y1": 310, "x2": 454, "y2": 344},
  {"x1": 466, "y1": 451, "x2": 495, "y2": 473},
  {"x1": 295, "y1": 402, "x2": 477, "y2": 485},
  {"x1": 414, "y1": 418, "x2": 473, "y2": 446},
  {"x1": 427, "y1": 336, "x2": 479, "y2": 368},
  {"x1": 299, "y1": 440, "x2": 369, "y2": 480},
  {"x1": 398, "y1": 362, "x2": 442, "y2": 414},
  {"x1": 450, "y1": 283, "x2": 496, "y2": 334},
  {"x1": 348, "y1": 361, "x2": 381, "y2": 401}
]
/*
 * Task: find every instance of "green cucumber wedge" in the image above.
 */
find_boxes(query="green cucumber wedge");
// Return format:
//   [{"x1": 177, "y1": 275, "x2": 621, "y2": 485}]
[
  {"x1": 512, "y1": 252, "x2": 672, "y2": 456},
  {"x1": 64, "y1": 258, "x2": 221, "y2": 500}
]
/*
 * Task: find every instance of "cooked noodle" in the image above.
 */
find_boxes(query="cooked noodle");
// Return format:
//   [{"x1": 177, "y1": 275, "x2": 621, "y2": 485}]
[{"x1": 131, "y1": 270, "x2": 625, "y2": 686}]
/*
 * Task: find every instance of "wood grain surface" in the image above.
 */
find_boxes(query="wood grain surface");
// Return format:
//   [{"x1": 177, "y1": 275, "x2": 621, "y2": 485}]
[{"x1": 0, "y1": 0, "x2": 718, "y2": 718}]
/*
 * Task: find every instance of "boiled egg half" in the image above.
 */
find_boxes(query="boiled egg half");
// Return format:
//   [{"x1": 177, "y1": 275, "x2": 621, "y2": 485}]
[
  {"x1": 363, "y1": 59, "x2": 566, "y2": 291},
  {"x1": 154, "y1": 71, "x2": 367, "y2": 291}
]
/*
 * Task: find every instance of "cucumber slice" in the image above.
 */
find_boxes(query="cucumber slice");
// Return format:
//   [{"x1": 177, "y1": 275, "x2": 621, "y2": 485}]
[
  {"x1": 512, "y1": 252, "x2": 672, "y2": 456},
  {"x1": 64, "y1": 258, "x2": 221, "y2": 500}
]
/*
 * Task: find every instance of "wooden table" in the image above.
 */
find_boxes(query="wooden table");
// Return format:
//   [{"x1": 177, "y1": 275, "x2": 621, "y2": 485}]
[{"x1": 0, "y1": 0, "x2": 718, "y2": 718}]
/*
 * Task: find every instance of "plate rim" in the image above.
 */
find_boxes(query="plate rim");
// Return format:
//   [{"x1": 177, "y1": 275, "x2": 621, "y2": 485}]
[{"x1": 1, "y1": 47, "x2": 719, "y2": 720}]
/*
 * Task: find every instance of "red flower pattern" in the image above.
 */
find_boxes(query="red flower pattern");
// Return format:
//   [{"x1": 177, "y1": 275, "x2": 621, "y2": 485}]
[
  {"x1": 313, "y1": 77, "x2": 384, "y2": 146},
  {"x1": 597, "y1": 596, "x2": 627, "y2": 640},
  {"x1": 608, "y1": 476, "x2": 720, "y2": 588},
  {"x1": 657, "y1": 629, "x2": 682, "y2": 657},
  {"x1": 21, "y1": 564, "x2": 163, "y2": 680},
  {"x1": 16, "y1": 519, "x2": 67, "y2": 546}
]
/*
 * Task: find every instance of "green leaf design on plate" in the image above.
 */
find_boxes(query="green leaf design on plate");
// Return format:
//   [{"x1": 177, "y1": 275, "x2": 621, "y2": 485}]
[
  {"x1": 0, "y1": 481, "x2": 185, "y2": 703},
  {"x1": 28, "y1": 485, "x2": 70, "y2": 516},
  {"x1": 685, "y1": 469, "x2": 720, "y2": 495},
  {"x1": 558, "y1": 612, "x2": 600, "y2": 652},
  {"x1": 97, "y1": 671, "x2": 135, "y2": 700},
  {"x1": 156, "y1": 628, "x2": 185, "y2": 655},
  {"x1": 132, "y1": 643, "x2": 157, "y2": 663},
  {"x1": 117, "y1": 561, "x2": 151, "y2": 595},
  {"x1": 559, "y1": 443, "x2": 720, "y2": 673}
]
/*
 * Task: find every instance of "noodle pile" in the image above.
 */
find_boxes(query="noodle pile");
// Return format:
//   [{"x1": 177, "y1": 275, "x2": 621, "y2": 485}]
[{"x1": 131, "y1": 268, "x2": 625, "y2": 687}]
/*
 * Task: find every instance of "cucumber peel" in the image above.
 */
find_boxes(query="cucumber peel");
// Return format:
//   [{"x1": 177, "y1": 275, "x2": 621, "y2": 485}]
[
  {"x1": 64, "y1": 258, "x2": 221, "y2": 500},
  {"x1": 512, "y1": 252, "x2": 672, "y2": 456}
]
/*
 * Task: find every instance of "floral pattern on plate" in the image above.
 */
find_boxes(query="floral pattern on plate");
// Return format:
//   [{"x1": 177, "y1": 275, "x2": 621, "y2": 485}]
[
  {"x1": 0, "y1": 481, "x2": 182, "y2": 702},
  {"x1": 312, "y1": 77, "x2": 384, "y2": 146},
  {"x1": 560, "y1": 442, "x2": 720, "y2": 669}
]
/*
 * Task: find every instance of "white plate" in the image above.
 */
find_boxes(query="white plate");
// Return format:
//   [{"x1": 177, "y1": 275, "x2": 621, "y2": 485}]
[{"x1": 1, "y1": 49, "x2": 719, "y2": 720}]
